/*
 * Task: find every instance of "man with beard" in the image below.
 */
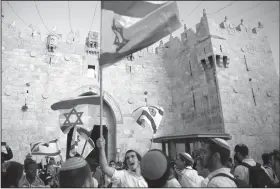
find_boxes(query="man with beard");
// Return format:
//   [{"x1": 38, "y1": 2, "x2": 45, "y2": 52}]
[
  {"x1": 96, "y1": 138, "x2": 147, "y2": 187},
  {"x1": 200, "y1": 138, "x2": 237, "y2": 187},
  {"x1": 18, "y1": 158, "x2": 45, "y2": 187},
  {"x1": 174, "y1": 152, "x2": 204, "y2": 187}
]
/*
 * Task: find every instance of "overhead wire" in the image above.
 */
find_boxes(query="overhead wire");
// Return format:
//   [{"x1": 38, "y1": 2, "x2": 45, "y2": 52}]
[
  {"x1": 34, "y1": 1, "x2": 51, "y2": 33},
  {"x1": 89, "y1": 1, "x2": 98, "y2": 31},
  {"x1": 187, "y1": 2, "x2": 202, "y2": 16},
  {"x1": 68, "y1": 1, "x2": 73, "y2": 32},
  {"x1": 208, "y1": 1, "x2": 235, "y2": 16},
  {"x1": 6, "y1": 1, "x2": 29, "y2": 27}
]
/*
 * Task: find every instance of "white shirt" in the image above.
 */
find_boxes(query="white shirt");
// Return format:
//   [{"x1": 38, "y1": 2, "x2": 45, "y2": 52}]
[
  {"x1": 264, "y1": 165, "x2": 279, "y2": 184},
  {"x1": 203, "y1": 167, "x2": 237, "y2": 187},
  {"x1": 165, "y1": 178, "x2": 182, "y2": 187},
  {"x1": 111, "y1": 169, "x2": 148, "y2": 187},
  {"x1": 178, "y1": 166, "x2": 204, "y2": 187},
  {"x1": 234, "y1": 158, "x2": 269, "y2": 185}
]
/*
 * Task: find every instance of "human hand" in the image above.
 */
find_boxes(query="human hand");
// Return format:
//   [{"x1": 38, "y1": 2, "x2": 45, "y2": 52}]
[{"x1": 96, "y1": 138, "x2": 106, "y2": 149}]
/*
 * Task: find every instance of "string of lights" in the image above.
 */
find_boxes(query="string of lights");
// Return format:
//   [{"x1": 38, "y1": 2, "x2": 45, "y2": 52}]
[
  {"x1": 34, "y1": 1, "x2": 51, "y2": 33},
  {"x1": 89, "y1": 1, "x2": 98, "y2": 31},
  {"x1": 6, "y1": 1, "x2": 29, "y2": 27}
]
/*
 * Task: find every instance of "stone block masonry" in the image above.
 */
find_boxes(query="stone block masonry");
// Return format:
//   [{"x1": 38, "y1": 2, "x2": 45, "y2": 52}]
[
  {"x1": 2, "y1": 22, "x2": 167, "y2": 163},
  {"x1": 2, "y1": 11, "x2": 279, "y2": 163}
]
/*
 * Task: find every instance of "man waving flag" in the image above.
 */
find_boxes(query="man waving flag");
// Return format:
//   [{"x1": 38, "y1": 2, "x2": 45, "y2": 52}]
[{"x1": 100, "y1": 1, "x2": 181, "y2": 67}]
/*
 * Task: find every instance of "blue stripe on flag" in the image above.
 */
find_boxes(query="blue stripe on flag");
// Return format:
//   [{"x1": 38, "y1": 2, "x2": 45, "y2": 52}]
[
  {"x1": 136, "y1": 110, "x2": 157, "y2": 134},
  {"x1": 32, "y1": 150, "x2": 61, "y2": 156},
  {"x1": 30, "y1": 142, "x2": 42, "y2": 152}
]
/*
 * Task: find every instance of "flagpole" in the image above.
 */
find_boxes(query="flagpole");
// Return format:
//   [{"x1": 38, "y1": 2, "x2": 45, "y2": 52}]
[
  {"x1": 99, "y1": 0, "x2": 103, "y2": 140},
  {"x1": 99, "y1": 2, "x2": 106, "y2": 187}
]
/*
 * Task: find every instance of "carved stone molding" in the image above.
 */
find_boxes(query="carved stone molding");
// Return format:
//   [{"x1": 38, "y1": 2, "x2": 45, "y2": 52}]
[{"x1": 70, "y1": 85, "x2": 123, "y2": 124}]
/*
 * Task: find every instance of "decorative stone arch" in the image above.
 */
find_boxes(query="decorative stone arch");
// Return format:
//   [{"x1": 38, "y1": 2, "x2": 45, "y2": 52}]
[{"x1": 70, "y1": 85, "x2": 123, "y2": 124}]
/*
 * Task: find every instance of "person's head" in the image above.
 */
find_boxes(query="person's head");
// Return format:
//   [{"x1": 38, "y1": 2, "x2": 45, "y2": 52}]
[
  {"x1": 175, "y1": 152, "x2": 194, "y2": 170},
  {"x1": 116, "y1": 161, "x2": 123, "y2": 170},
  {"x1": 234, "y1": 144, "x2": 249, "y2": 162},
  {"x1": 124, "y1": 150, "x2": 142, "y2": 172},
  {"x1": 46, "y1": 164, "x2": 56, "y2": 177},
  {"x1": 201, "y1": 138, "x2": 230, "y2": 172},
  {"x1": 59, "y1": 157, "x2": 95, "y2": 187},
  {"x1": 262, "y1": 153, "x2": 272, "y2": 165},
  {"x1": 48, "y1": 157, "x2": 55, "y2": 165},
  {"x1": 24, "y1": 158, "x2": 37, "y2": 179},
  {"x1": 226, "y1": 158, "x2": 233, "y2": 168},
  {"x1": 141, "y1": 149, "x2": 170, "y2": 187},
  {"x1": 233, "y1": 153, "x2": 242, "y2": 167},
  {"x1": 109, "y1": 160, "x2": 116, "y2": 168},
  {"x1": 270, "y1": 150, "x2": 280, "y2": 171},
  {"x1": 1, "y1": 161, "x2": 24, "y2": 188},
  {"x1": 168, "y1": 158, "x2": 176, "y2": 179}
]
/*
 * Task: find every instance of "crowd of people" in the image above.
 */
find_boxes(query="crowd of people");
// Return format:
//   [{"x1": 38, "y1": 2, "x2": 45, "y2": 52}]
[{"x1": 1, "y1": 138, "x2": 280, "y2": 188}]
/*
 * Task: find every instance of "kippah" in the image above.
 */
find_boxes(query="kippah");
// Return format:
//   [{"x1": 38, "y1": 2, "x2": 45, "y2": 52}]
[
  {"x1": 179, "y1": 152, "x2": 194, "y2": 163},
  {"x1": 141, "y1": 150, "x2": 168, "y2": 180},
  {"x1": 61, "y1": 157, "x2": 87, "y2": 171},
  {"x1": 211, "y1": 138, "x2": 230, "y2": 150}
]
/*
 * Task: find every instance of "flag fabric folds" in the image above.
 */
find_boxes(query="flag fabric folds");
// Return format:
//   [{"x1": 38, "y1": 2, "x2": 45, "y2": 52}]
[
  {"x1": 132, "y1": 106, "x2": 164, "y2": 134},
  {"x1": 100, "y1": 1, "x2": 181, "y2": 67},
  {"x1": 57, "y1": 102, "x2": 98, "y2": 158},
  {"x1": 30, "y1": 139, "x2": 60, "y2": 156}
]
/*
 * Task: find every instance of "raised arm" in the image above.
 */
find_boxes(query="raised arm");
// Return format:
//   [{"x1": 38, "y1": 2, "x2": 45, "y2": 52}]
[
  {"x1": 4, "y1": 144, "x2": 13, "y2": 161},
  {"x1": 96, "y1": 138, "x2": 115, "y2": 178}
]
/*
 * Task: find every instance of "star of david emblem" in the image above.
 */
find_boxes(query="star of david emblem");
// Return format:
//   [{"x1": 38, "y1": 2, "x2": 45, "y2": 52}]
[
  {"x1": 148, "y1": 107, "x2": 157, "y2": 117},
  {"x1": 63, "y1": 108, "x2": 84, "y2": 128},
  {"x1": 112, "y1": 18, "x2": 129, "y2": 52}
]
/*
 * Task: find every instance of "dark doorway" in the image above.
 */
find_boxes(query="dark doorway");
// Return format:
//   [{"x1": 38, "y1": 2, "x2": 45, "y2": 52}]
[
  {"x1": 216, "y1": 55, "x2": 221, "y2": 67},
  {"x1": 85, "y1": 125, "x2": 108, "y2": 170}
]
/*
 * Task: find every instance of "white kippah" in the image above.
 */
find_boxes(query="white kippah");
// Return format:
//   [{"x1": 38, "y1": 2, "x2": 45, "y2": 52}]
[
  {"x1": 179, "y1": 152, "x2": 194, "y2": 163},
  {"x1": 211, "y1": 138, "x2": 230, "y2": 150},
  {"x1": 61, "y1": 157, "x2": 87, "y2": 171}
]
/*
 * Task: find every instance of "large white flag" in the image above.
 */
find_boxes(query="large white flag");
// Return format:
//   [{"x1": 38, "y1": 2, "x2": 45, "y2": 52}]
[
  {"x1": 51, "y1": 96, "x2": 100, "y2": 158},
  {"x1": 100, "y1": 1, "x2": 181, "y2": 67},
  {"x1": 132, "y1": 106, "x2": 164, "y2": 134}
]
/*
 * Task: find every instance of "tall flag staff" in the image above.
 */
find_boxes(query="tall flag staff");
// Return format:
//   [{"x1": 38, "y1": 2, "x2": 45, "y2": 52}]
[{"x1": 99, "y1": 1, "x2": 104, "y2": 142}]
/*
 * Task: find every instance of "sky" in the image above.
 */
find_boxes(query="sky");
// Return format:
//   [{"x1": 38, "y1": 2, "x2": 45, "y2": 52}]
[{"x1": 2, "y1": 1, "x2": 279, "y2": 74}]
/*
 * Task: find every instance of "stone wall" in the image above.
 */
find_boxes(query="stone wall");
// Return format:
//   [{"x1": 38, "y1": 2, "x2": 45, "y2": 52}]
[
  {"x1": 215, "y1": 27, "x2": 279, "y2": 162},
  {"x1": 2, "y1": 12, "x2": 279, "y2": 164},
  {"x1": 155, "y1": 13, "x2": 279, "y2": 162},
  {"x1": 2, "y1": 22, "x2": 168, "y2": 163}
]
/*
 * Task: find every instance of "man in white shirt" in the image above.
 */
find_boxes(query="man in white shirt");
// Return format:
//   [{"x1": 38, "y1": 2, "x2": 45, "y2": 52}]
[
  {"x1": 174, "y1": 152, "x2": 204, "y2": 187},
  {"x1": 96, "y1": 138, "x2": 147, "y2": 187},
  {"x1": 200, "y1": 138, "x2": 237, "y2": 187}
]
